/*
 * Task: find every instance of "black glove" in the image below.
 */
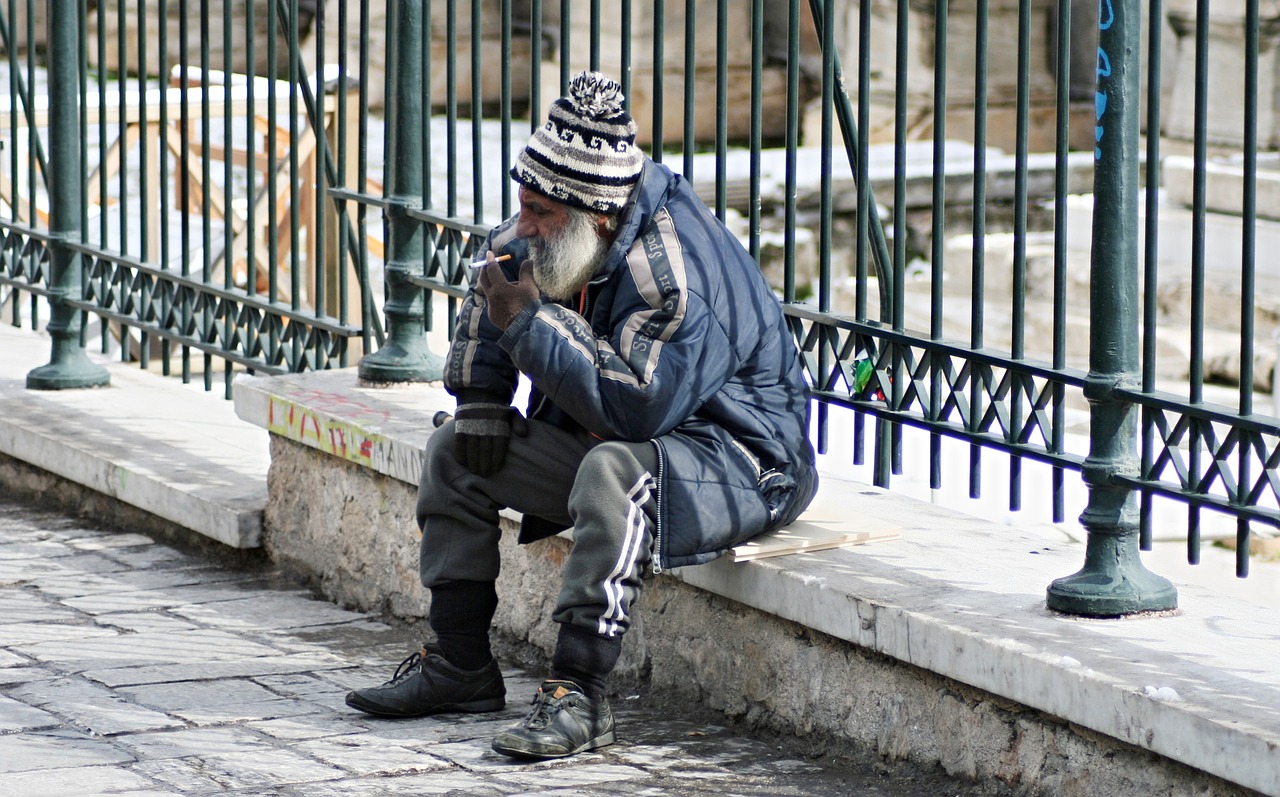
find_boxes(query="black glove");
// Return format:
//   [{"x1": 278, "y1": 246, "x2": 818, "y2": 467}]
[
  {"x1": 478, "y1": 259, "x2": 540, "y2": 330},
  {"x1": 452, "y1": 402, "x2": 529, "y2": 477}
]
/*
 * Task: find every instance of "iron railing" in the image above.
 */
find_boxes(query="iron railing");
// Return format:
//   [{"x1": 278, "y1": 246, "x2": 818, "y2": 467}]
[
  {"x1": 0, "y1": 0, "x2": 380, "y2": 397},
  {"x1": 2, "y1": 0, "x2": 1277, "y2": 613}
]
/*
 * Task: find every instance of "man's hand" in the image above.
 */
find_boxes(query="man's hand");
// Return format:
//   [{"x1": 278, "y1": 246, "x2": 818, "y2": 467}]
[
  {"x1": 478, "y1": 259, "x2": 539, "y2": 330},
  {"x1": 452, "y1": 402, "x2": 529, "y2": 477}
]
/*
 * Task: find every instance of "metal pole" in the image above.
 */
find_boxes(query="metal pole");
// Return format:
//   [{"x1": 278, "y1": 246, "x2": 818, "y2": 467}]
[
  {"x1": 358, "y1": 0, "x2": 444, "y2": 382},
  {"x1": 27, "y1": 0, "x2": 109, "y2": 391},
  {"x1": 1046, "y1": 0, "x2": 1176, "y2": 616}
]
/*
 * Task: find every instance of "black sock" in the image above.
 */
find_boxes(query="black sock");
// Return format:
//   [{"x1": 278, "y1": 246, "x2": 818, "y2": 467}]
[
  {"x1": 551, "y1": 623, "x2": 622, "y2": 700},
  {"x1": 429, "y1": 580, "x2": 498, "y2": 670}
]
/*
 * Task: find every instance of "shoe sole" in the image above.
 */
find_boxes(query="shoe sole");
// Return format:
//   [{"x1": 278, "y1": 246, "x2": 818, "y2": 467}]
[
  {"x1": 345, "y1": 693, "x2": 505, "y2": 717},
  {"x1": 491, "y1": 728, "x2": 616, "y2": 759}
]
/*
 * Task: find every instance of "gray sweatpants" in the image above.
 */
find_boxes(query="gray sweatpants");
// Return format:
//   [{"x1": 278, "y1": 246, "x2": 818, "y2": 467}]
[{"x1": 416, "y1": 419, "x2": 657, "y2": 638}]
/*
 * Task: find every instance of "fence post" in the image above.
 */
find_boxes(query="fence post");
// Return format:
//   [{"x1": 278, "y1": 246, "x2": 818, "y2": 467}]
[
  {"x1": 358, "y1": 0, "x2": 444, "y2": 382},
  {"x1": 26, "y1": 0, "x2": 110, "y2": 391},
  {"x1": 1046, "y1": 0, "x2": 1176, "y2": 616}
]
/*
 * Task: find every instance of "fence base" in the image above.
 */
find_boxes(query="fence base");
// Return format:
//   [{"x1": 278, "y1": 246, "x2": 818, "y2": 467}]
[
  {"x1": 1046, "y1": 533, "x2": 1178, "y2": 616},
  {"x1": 26, "y1": 340, "x2": 110, "y2": 391},
  {"x1": 357, "y1": 343, "x2": 444, "y2": 384}
]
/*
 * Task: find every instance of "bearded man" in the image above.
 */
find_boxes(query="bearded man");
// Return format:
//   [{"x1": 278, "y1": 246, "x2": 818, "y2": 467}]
[{"x1": 345, "y1": 71, "x2": 818, "y2": 760}]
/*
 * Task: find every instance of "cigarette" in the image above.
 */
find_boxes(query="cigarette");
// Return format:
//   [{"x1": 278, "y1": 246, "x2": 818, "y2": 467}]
[{"x1": 469, "y1": 253, "x2": 513, "y2": 268}]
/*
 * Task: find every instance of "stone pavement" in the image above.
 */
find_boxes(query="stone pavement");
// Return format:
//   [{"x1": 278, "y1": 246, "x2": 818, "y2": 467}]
[{"x1": 0, "y1": 497, "x2": 1002, "y2": 797}]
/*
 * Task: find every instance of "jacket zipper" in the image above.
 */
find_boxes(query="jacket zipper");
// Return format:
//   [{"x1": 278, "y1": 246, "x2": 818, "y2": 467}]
[
  {"x1": 729, "y1": 439, "x2": 762, "y2": 479},
  {"x1": 651, "y1": 438, "x2": 666, "y2": 574}
]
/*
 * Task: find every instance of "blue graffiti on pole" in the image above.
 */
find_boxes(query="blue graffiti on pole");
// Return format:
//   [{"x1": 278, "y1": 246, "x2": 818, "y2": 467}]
[{"x1": 1096, "y1": 0, "x2": 1114, "y2": 160}]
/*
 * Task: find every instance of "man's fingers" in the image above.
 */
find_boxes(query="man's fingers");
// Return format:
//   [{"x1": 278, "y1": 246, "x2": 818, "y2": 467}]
[
  {"x1": 517, "y1": 260, "x2": 536, "y2": 285},
  {"x1": 511, "y1": 413, "x2": 530, "y2": 437},
  {"x1": 476, "y1": 261, "x2": 495, "y2": 295}
]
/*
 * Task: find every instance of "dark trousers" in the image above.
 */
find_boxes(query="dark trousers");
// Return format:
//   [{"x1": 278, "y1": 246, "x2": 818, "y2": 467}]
[{"x1": 416, "y1": 419, "x2": 658, "y2": 640}]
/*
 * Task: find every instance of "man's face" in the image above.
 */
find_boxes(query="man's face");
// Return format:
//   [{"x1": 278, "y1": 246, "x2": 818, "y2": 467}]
[
  {"x1": 515, "y1": 186, "x2": 609, "y2": 302},
  {"x1": 515, "y1": 186, "x2": 572, "y2": 242}
]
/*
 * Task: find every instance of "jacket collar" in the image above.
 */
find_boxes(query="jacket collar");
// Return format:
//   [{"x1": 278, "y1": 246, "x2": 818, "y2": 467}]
[{"x1": 595, "y1": 158, "x2": 676, "y2": 281}]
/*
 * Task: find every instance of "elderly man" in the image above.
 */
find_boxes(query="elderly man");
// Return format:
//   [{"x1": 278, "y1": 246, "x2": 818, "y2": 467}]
[{"x1": 346, "y1": 71, "x2": 817, "y2": 759}]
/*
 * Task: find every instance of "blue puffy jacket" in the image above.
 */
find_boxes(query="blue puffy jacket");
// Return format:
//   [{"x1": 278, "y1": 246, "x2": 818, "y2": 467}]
[{"x1": 444, "y1": 159, "x2": 817, "y2": 570}]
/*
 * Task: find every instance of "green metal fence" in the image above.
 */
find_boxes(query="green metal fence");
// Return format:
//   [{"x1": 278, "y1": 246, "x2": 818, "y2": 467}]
[
  {"x1": 0, "y1": 0, "x2": 379, "y2": 397},
  {"x1": 2, "y1": 0, "x2": 1277, "y2": 613}
]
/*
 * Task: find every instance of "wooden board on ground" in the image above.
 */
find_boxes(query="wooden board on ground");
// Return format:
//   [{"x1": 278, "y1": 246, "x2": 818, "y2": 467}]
[{"x1": 729, "y1": 517, "x2": 901, "y2": 562}]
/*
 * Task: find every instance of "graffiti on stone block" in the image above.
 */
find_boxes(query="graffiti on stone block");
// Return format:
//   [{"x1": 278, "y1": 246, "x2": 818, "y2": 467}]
[
  {"x1": 278, "y1": 387, "x2": 394, "y2": 426},
  {"x1": 267, "y1": 397, "x2": 382, "y2": 466}
]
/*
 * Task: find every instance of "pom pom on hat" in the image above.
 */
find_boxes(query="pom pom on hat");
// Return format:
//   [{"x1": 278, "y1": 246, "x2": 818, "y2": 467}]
[
  {"x1": 510, "y1": 71, "x2": 643, "y2": 214},
  {"x1": 564, "y1": 71, "x2": 627, "y2": 118}
]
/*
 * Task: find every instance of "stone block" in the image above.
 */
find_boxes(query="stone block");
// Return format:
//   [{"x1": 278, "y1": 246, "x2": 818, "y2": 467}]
[
  {"x1": 1163, "y1": 1, "x2": 1280, "y2": 148},
  {"x1": 0, "y1": 695, "x2": 59, "y2": 733},
  {"x1": 0, "y1": 731, "x2": 133, "y2": 773},
  {"x1": 293, "y1": 735, "x2": 452, "y2": 777},
  {"x1": 1163, "y1": 153, "x2": 1280, "y2": 222},
  {"x1": 84, "y1": 651, "x2": 348, "y2": 688},
  {"x1": 8, "y1": 677, "x2": 182, "y2": 736},
  {"x1": 87, "y1": 0, "x2": 307, "y2": 80},
  {"x1": 0, "y1": 2, "x2": 44, "y2": 56},
  {"x1": 0, "y1": 766, "x2": 158, "y2": 797},
  {"x1": 145, "y1": 748, "x2": 345, "y2": 791},
  {"x1": 551, "y1": 0, "x2": 801, "y2": 147}
]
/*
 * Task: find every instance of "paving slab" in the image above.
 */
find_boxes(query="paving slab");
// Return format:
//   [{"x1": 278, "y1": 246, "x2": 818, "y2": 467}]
[
  {"x1": 0, "y1": 666, "x2": 54, "y2": 687},
  {"x1": 93, "y1": 614, "x2": 202, "y2": 635},
  {"x1": 296, "y1": 771, "x2": 496, "y2": 796},
  {"x1": 0, "y1": 729, "x2": 136, "y2": 773},
  {"x1": 167, "y1": 594, "x2": 381, "y2": 631},
  {"x1": 0, "y1": 694, "x2": 60, "y2": 732},
  {"x1": 56, "y1": 586, "x2": 308, "y2": 615},
  {"x1": 0, "y1": 766, "x2": 173, "y2": 797},
  {"x1": 16, "y1": 628, "x2": 287, "y2": 672},
  {"x1": 0, "y1": 623, "x2": 120, "y2": 646},
  {"x1": 108, "y1": 726, "x2": 275, "y2": 760},
  {"x1": 7, "y1": 677, "x2": 182, "y2": 736},
  {"x1": 0, "y1": 591, "x2": 82, "y2": 623},
  {"x1": 291, "y1": 734, "x2": 454, "y2": 777},
  {"x1": 82, "y1": 651, "x2": 351, "y2": 688},
  {"x1": 138, "y1": 747, "x2": 348, "y2": 791},
  {"x1": 19, "y1": 568, "x2": 249, "y2": 600}
]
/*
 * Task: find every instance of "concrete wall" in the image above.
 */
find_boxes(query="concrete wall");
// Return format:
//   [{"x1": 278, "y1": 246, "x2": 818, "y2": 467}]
[{"x1": 260, "y1": 434, "x2": 1256, "y2": 797}]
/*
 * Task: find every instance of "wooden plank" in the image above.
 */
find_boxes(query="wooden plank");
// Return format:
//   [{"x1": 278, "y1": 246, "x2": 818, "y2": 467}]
[{"x1": 729, "y1": 517, "x2": 901, "y2": 562}]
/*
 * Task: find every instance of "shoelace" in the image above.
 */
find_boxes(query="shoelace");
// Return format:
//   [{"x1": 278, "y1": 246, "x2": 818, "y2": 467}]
[
  {"x1": 389, "y1": 648, "x2": 427, "y2": 683},
  {"x1": 523, "y1": 689, "x2": 564, "y2": 730}
]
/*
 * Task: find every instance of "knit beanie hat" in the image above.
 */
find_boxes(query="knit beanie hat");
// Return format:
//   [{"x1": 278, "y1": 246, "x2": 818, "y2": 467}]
[{"x1": 510, "y1": 71, "x2": 644, "y2": 214}]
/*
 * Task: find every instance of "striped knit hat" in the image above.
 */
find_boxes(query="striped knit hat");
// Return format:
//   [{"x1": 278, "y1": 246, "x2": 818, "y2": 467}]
[{"x1": 510, "y1": 72, "x2": 643, "y2": 214}]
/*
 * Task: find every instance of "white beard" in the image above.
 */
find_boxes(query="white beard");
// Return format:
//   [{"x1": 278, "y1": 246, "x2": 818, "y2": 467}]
[{"x1": 528, "y1": 208, "x2": 609, "y2": 302}]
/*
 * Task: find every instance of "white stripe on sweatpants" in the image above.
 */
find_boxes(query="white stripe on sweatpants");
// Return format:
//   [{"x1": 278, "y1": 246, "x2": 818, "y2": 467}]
[{"x1": 597, "y1": 471, "x2": 654, "y2": 637}]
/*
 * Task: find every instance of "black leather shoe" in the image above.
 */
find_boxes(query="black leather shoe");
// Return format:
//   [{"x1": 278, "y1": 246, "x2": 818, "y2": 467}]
[
  {"x1": 491, "y1": 679, "x2": 615, "y2": 759},
  {"x1": 345, "y1": 646, "x2": 505, "y2": 717}
]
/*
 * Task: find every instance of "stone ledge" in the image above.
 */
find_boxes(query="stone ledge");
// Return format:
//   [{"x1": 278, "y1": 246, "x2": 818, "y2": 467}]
[
  {"x1": 234, "y1": 366, "x2": 1279, "y2": 797},
  {"x1": 0, "y1": 325, "x2": 267, "y2": 548}
]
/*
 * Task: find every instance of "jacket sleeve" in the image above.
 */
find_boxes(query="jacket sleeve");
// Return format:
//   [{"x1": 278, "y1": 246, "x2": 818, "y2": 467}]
[
  {"x1": 496, "y1": 211, "x2": 740, "y2": 442},
  {"x1": 442, "y1": 222, "x2": 526, "y2": 406}
]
